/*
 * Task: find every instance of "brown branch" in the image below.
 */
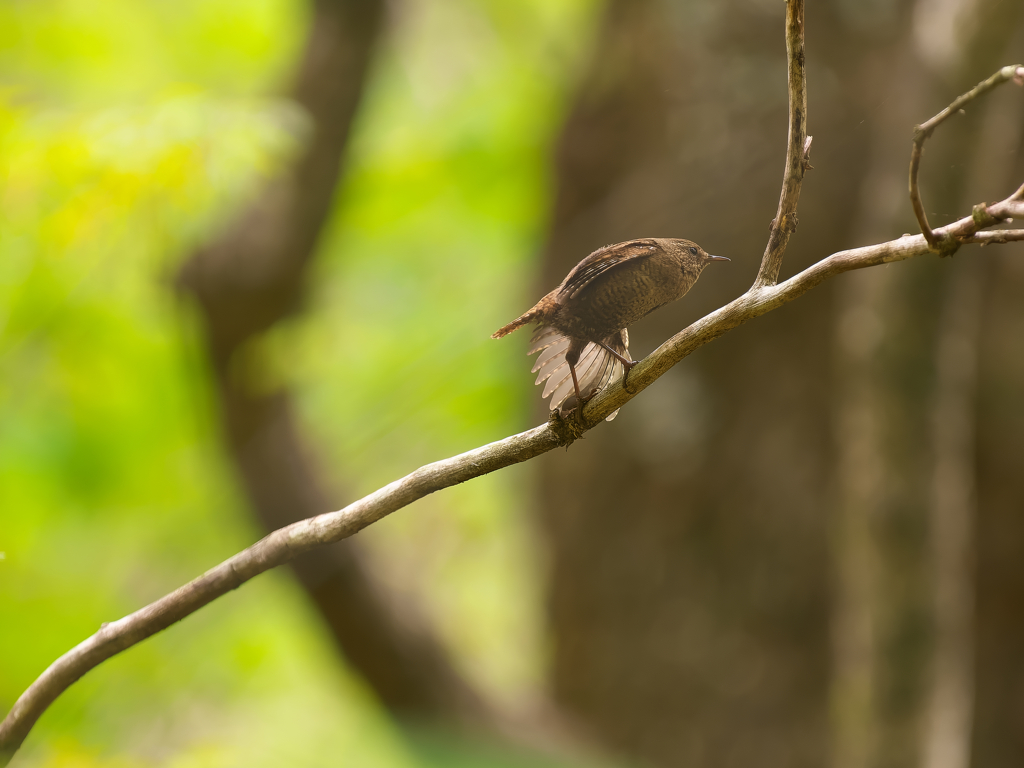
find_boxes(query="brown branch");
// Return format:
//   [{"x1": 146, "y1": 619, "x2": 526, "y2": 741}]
[
  {"x1": 4, "y1": 176, "x2": 1023, "y2": 764},
  {"x1": 753, "y1": 0, "x2": 809, "y2": 288},
  {"x1": 961, "y1": 229, "x2": 1024, "y2": 244},
  {"x1": 909, "y1": 64, "x2": 1024, "y2": 253}
]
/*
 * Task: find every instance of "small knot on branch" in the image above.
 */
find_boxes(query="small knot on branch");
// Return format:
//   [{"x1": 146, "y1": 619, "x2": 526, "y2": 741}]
[
  {"x1": 548, "y1": 409, "x2": 582, "y2": 447},
  {"x1": 972, "y1": 202, "x2": 998, "y2": 229},
  {"x1": 933, "y1": 231, "x2": 961, "y2": 258},
  {"x1": 767, "y1": 213, "x2": 799, "y2": 238}
]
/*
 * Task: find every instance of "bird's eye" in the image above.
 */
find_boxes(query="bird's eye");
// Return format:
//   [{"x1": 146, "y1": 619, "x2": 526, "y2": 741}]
[{"x1": 688, "y1": 246, "x2": 698, "y2": 255}]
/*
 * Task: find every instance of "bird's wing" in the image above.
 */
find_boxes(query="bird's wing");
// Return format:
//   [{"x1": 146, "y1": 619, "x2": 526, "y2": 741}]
[
  {"x1": 528, "y1": 325, "x2": 564, "y2": 355},
  {"x1": 530, "y1": 327, "x2": 629, "y2": 423},
  {"x1": 560, "y1": 239, "x2": 659, "y2": 300}
]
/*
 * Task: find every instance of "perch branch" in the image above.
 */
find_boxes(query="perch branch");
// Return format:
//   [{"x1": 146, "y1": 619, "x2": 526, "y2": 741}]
[
  {"x1": 909, "y1": 64, "x2": 1024, "y2": 253},
  {"x1": 3, "y1": 12, "x2": 1022, "y2": 758},
  {"x1": 4, "y1": 181, "x2": 1022, "y2": 766}
]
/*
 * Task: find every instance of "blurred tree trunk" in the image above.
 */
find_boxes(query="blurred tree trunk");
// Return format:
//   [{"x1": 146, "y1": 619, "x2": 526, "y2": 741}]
[
  {"x1": 966, "y1": 22, "x2": 1024, "y2": 768},
  {"x1": 534, "y1": 1, "x2": 1024, "y2": 766},
  {"x1": 831, "y1": 3, "x2": 1024, "y2": 767},
  {"x1": 178, "y1": 0, "x2": 498, "y2": 731},
  {"x1": 830, "y1": 23, "x2": 931, "y2": 768}
]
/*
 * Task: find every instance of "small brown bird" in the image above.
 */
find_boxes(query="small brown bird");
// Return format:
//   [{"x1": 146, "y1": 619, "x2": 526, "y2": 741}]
[{"x1": 493, "y1": 238, "x2": 728, "y2": 420}]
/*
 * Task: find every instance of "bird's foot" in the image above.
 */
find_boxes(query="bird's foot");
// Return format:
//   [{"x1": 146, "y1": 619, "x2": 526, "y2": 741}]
[
  {"x1": 559, "y1": 387, "x2": 600, "y2": 433},
  {"x1": 622, "y1": 359, "x2": 640, "y2": 394}
]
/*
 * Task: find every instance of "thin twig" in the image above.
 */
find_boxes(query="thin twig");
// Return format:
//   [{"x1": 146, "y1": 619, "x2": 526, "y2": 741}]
[
  {"x1": 753, "y1": 0, "x2": 809, "y2": 288},
  {"x1": 909, "y1": 65, "x2": 1024, "y2": 253},
  {"x1": 960, "y1": 229, "x2": 1024, "y2": 244}
]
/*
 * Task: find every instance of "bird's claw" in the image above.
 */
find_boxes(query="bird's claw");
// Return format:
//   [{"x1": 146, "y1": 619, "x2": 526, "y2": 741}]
[
  {"x1": 559, "y1": 387, "x2": 600, "y2": 430},
  {"x1": 622, "y1": 359, "x2": 639, "y2": 394}
]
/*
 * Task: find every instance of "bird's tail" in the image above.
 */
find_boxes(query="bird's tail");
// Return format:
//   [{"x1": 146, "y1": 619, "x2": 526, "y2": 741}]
[
  {"x1": 492, "y1": 311, "x2": 540, "y2": 339},
  {"x1": 491, "y1": 292, "x2": 558, "y2": 339},
  {"x1": 529, "y1": 327, "x2": 630, "y2": 422}
]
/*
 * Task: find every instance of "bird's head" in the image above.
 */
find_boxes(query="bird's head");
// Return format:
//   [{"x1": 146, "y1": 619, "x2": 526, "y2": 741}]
[{"x1": 664, "y1": 238, "x2": 730, "y2": 268}]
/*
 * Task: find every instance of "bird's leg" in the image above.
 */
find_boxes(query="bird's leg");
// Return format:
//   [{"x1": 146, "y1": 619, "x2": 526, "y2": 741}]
[
  {"x1": 569, "y1": 362, "x2": 583, "y2": 406},
  {"x1": 597, "y1": 341, "x2": 637, "y2": 369},
  {"x1": 563, "y1": 346, "x2": 591, "y2": 427},
  {"x1": 596, "y1": 340, "x2": 638, "y2": 391}
]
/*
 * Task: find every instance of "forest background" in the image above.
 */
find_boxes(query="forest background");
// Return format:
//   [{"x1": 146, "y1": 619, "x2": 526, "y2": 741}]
[{"x1": 2, "y1": 1, "x2": 1023, "y2": 767}]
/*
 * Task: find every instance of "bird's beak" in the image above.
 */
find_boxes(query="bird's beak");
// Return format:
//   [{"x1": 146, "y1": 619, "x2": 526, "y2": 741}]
[{"x1": 709, "y1": 255, "x2": 730, "y2": 261}]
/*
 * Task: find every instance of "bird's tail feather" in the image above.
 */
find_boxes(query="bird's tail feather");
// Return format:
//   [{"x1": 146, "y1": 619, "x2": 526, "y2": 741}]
[
  {"x1": 492, "y1": 310, "x2": 539, "y2": 339},
  {"x1": 529, "y1": 327, "x2": 630, "y2": 422},
  {"x1": 492, "y1": 292, "x2": 559, "y2": 339}
]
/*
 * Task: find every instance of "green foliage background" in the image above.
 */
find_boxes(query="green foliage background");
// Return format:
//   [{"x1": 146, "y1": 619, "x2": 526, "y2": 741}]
[{"x1": 0, "y1": 0, "x2": 600, "y2": 764}]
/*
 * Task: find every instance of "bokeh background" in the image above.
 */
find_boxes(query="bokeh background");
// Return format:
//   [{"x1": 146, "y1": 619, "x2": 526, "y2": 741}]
[{"x1": 2, "y1": 1, "x2": 1023, "y2": 767}]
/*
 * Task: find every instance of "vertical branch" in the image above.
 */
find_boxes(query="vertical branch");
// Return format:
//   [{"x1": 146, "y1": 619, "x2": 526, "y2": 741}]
[{"x1": 752, "y1": 0, "x2": 810, "y2": 288}]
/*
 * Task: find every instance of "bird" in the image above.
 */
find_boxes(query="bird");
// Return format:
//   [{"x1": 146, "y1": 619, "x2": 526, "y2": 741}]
[{"x1": 492, "y1": 237, "x2": 728, "y2": 421}]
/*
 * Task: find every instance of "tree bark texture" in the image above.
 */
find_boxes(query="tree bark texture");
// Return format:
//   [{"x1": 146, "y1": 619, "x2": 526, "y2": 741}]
[{"x1": 534, "y1": 1, "x2": 1024, "y2": 767}]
